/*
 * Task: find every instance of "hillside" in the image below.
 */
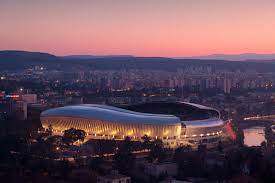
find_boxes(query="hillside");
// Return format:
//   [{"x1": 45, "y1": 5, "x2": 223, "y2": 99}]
[{"x1": 0, "y1": 50, "x2": 275, "y2": 73}]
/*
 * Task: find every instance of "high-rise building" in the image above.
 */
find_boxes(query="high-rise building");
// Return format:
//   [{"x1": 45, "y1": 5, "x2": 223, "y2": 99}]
[
  {"x1": 223, "y1": 78, "x2": 232, "y2": 94},
  {"x1": 21, "y1": 94, "x2": 37, "y2": 104},
  {"x1": 15, "y1": 101, "x2": 28, "y2": 120}
]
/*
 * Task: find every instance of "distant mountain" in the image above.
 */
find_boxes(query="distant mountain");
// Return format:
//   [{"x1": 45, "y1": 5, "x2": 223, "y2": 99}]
[
  {"x1": 182, "y1": 53, "x2": 275, "y2": 61},
  {"x1": 0, "y1": 50, "x2": 57, "y2": 62},
  {"x1": 0, "y1": 50, "x2": 275, "y2": 72},
  {"x1": 0, "y1": 50, "x2": 58, "y2": 70},
  {"x1": 63, "y1": 55, "x2": 134, "y2": 59}
]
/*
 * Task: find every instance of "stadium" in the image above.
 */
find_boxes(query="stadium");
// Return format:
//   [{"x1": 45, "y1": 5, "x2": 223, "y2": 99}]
[{"x1": 40, "y1": 102, "x2": 226, "y2": 148}]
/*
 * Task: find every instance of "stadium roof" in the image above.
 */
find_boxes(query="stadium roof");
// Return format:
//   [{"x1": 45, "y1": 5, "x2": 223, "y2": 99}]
[
  {"x1": 41, "y1": 104, "x2": 181, "y2": 125},
  {"x1": 183, "y1": 118, "x2": 224, "y2": 128}
]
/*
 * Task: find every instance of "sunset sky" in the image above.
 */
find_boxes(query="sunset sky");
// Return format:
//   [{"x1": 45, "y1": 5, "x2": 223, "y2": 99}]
[{"x1": 0, "y1": 0, "x2": 275, "y2": 57}]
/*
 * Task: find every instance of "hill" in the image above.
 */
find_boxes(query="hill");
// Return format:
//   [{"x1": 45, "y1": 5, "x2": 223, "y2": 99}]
[
  {"x1": 0, "y1": 50, "x2": 275, "y2": 73},
  {"x1": 183, "y1": 53, "x2": 275, "y2": 61}
]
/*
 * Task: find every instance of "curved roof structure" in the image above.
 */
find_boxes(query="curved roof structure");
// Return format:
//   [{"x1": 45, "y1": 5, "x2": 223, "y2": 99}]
[
  {"x1": 183, "y1": 118, "x2": 224, "y2": 128},
  {"x1": 41, "y1": 104, "x2": 181, "y2": 125},
  {"x1": 122, "y1": 101, "x2": 220, "y2": 121},
  {"x1": 41, "y1": 103, "x2": 226, "y2": 148}
]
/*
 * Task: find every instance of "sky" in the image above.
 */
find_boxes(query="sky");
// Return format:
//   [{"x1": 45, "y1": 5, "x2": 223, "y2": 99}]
[{"x1": 0, "y1": 0, "x2": 275, "y2": 57}]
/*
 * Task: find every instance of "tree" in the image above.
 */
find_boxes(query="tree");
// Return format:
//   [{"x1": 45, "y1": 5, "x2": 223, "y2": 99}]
[
  {"x1": 173, "y1": 145, "x2": 192, "y2": 162},
  {"x1": 261, "y1": 141, "x2": 267, "y2": 150},
  {"x1": 46, "y1": 124, "x2": 53, "y2": 136},
  {"x1": 0, "y1": 134, "x2": 29, "y2": 163},
  {"x1": 46, "y1": 135, "x2": 65, "y2": 152},
  {"x1": 114, "y1": 136, "x2": 135, "y2": 173},
  {"x1": 148, "y1": 139, "x2": 166, "y2": 163},
  {"x1": 218, "y1": 141, "x2": 223, "y2": 153},
  {"x1": 226, "y1": 146, "x2": 264, "y2": 177},
  {"x1": 62, "y1": 128, "x2": 86, "y2": 146},
  {"x1": 88, "y1": 157, "x2": 104, "y2": 172},
  {"x1": 174, "y1": 145, "x2": 209, "y2": 178},
  {"x1": 141, "y1": 135, "x2": 151, "y2": 150}
]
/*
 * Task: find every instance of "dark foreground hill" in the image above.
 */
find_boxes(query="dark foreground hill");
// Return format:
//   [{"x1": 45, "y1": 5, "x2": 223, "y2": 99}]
[
  {"x1": 0, "y1": 50, "x2": 57, "y2": 61},
  {"x1": 0, "y1": 50, "x2": 58, "y2": 70}
]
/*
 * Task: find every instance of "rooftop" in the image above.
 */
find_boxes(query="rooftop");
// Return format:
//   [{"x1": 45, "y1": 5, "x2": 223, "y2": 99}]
[{"x1": 41, "y1": 104, "x2": 181, "y2": 125}]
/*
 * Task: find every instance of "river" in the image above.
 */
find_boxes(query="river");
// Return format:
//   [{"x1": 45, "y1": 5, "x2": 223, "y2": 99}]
[{"x1": 243, "y1": 126, "x2": 266, "y2": 146}]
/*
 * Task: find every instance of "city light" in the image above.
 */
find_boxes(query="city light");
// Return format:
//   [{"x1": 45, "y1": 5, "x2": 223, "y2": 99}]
[{"x1": 0, "y1": 1, "x2": 275, "y2": 182}]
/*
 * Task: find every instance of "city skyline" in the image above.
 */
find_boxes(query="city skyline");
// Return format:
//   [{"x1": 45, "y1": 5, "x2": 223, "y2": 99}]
[
  {"x1": 1, "y1": 0, "x2": 275, "y2": 57},
  {"x1": 1, "y1": 1, "x2": 275, "y2": 182}
]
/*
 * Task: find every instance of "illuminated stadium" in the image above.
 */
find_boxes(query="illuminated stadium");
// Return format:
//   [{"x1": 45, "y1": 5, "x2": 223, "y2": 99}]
[{"x1": 40, "y1": 102, "x2": 226, "y2": 148}]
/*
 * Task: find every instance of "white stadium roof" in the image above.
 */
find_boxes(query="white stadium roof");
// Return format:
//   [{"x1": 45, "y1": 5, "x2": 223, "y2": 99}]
[{"x1": 41, "y1": 104, "x2": 181, "y2": 125}]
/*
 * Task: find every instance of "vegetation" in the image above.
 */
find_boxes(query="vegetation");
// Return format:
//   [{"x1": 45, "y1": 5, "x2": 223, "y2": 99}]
[
  {"x1": 148, "y1": 139, "x2": 167, "y2": 163},
  {"x1": 2, "y1": 116, "x2": 275, "y2": 182},
  {"x1": 141, "y1": 134, "x2": 151, "y2": 149},
  {"x1": 114, "y1": 136, "x2": 136, "y2": 173},
  {"x1": 62, "y1": 128, "x2": 86, "y2": 145}
]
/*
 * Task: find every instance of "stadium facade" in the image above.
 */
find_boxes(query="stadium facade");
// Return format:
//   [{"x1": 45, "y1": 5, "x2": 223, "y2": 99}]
[{"x1": 40, "y1": 102, "x2": 227, "y2": 148}]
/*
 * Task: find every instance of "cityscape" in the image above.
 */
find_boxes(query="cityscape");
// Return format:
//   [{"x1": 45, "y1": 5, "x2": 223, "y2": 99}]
[{"x1": 1, "y1": 1, "x2": 275, "y2": 183}]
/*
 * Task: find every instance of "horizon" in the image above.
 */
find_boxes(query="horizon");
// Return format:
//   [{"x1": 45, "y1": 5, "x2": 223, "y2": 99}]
[
  {"x1": 1, "y1": 0, "x2": 275, "y2": 57},
  {"x1": 2, "y1": 49, "x2": 275, "y2": 58}
]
